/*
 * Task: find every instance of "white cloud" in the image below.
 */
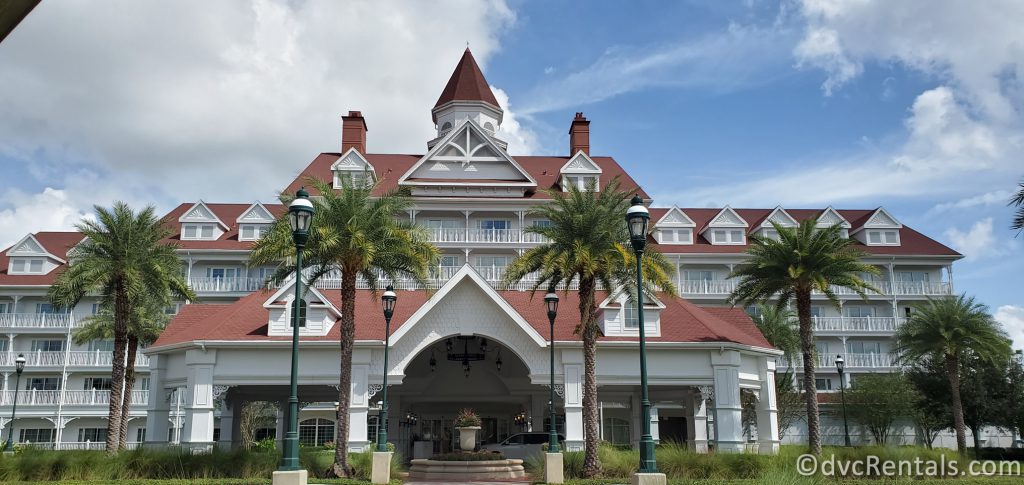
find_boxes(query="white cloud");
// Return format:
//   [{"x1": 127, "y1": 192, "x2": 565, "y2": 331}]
[
  {"x1": 794, "y1": 0, "x2": 1024, "y2": 120},
  {"x1": 492, "y1": 87, "x2": 539, "y2": 155},
  {"x1": 928, "y1": 190, "x2": 1014, "y2": 216},
  {"x1": 0, "y1": 0, "x2": 521, "y2": 235},
  {"x1": 944, "y1": 218, "x2": 1004, "y2": 261},
  {"x1": 994, "y1": 305, "x2": 1024, "y2": 351},
  {"x1": 0, "y1": 188, "x2": 93, "y2": 249},
  {"x1": 519, "y1": 22, "x2": 795, "y2": 114}
]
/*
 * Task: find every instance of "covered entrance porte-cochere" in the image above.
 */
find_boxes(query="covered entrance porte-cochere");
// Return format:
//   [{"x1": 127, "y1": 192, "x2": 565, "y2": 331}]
[{"x1": 385, "y1": 335, "x2": 562, "y2": 459}]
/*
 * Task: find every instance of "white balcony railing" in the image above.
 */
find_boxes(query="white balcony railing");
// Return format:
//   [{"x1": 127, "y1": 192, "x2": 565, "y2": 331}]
[
  {"x1": 312, "y1": 266, "x2": 579, "y2": 291},
  {"x1": 812, "y1": 316, "x2": 904, "y2": 333},
  {"x1": 11, "y1": 441, "x2": 143, "y2": 450},
  {"x1": 466, "y1": 228, "x2": 517, "y2": 243},
  {"x1": 0, "y1": 351, "x2": 149, "y2": 368},
  {"x1": 188, "y1": 276, "x2": 268, "y2": 293},
  {"x1": 0, "y1": 313, "x2": 77, "y2": 329},
  {"x1": 889, "y1": 281, "x2": 952, "y2": 296},
  {"x1": 678, "y1": 279, "x2": 737, "y2": 295},
  {"x1": 677, "y1": 279, "x2": 951, "y2": 298},
  {"x1": 0, "y1": 390, "x2": 148, "y2": 406},
  {"x1": 782, "y1": 352, "x2": 899, "y2": 370}
]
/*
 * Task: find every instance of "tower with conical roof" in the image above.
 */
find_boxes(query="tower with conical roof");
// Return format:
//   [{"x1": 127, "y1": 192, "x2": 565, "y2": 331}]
[{"x1": 431, "y1": 48, "x2": 503, "y2": 140}]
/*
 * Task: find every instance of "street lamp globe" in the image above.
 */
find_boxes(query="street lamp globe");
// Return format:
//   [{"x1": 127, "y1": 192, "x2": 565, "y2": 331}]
[
  {"x1": 15, "y1": 353, "x2": 25, "y2": 374},
  {"x1": 835, "y1": 355, "x2": 845, "y2": 373},
  {"x1": 544, "y1": 284, "x2": 559, "y2": 317},
  {"x1": 288, "y1": 188, "x2": 315, "y2": 246},
  {"x1": 382, "y1": 285, "x2": 397, "y2": 319},
  {"x1": 625, "y1": 195, "x2": 649, "y2": 252}
]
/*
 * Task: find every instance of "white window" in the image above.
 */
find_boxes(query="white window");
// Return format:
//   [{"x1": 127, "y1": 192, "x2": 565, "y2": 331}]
[
  {"x1": 658, "y1": 229, "x2": 692, "y2": 244},
  {"x1": 336, "y1": 171, "x2": 371, "y2": 188},
  {"x1": 815, "y1": 378, "x2": 832, "y2": 391},
  {"x1": 814, "y1": 342, "x2": 829, "y2": 354},
  {"x1": 239, "y1": 224, "x2": 270, "y2": 241},
  {"x1": 89, "y1": 339, "x2": 115, "y2": 352},
  {"x1": 0, "y1": 302, "x2": 7, "y2": 314},
  {"x1": 78, "y1": 427, "x2": 108, "y2": 443},
  {"x1": 439, "y1": 255, "x2": 460, "y2": 268},
  {"x1": 182, "y1": 223, "x2": 217, "y2": 240},
  {"x1": 762, "y1": 229, "x2": 780, "y2": 241},
  {"x1": 477, "y1": 256, "x2": 511, "y2": 267},
  {"x1": 207, "y1": 267, "x2": 239, "y2": 279},
  {"x1": 866, "y1": 230, "x2": 899, "y2": 245},
  {"x1": 19, "y1": 429, "x2": 55, "y2": 443},
  {"x1": 896, "y1": 271, "x2": 930, "y2": 282},
  {"x1": 710, "y1": 229, "x2": 744, "y2": 244},
  {"x1": 847, "y1": 341, "x2": 882, "y2": 354},
  {"x1": 563, "y1": 175, "x2": 598, "y2": 191},
  {"x1": 289, "y1": 300, "x2": 307, "y2": 328},
  {"x1": 10, "y1": 258, "x2": 44, "y2": 274},
  {"x1": 684, "y1": 270, "x2": 713, "y2": 281},
  {"x1": 810, "y1": 306, "x2": 823, "y2": 318},
  {"x1": 84, "y1": 377, "x2": 113, "y2": 390},
  {"x1": 845, "y1": 306, "x2": 875, "y2": 318},
  {"x1": 31, "y1": 339, "x2": 65, "y2": 352},
  {"x1": 27, "y1": 377, "x2": 61, "y2": 390},
  {"x1": 622, "y1": 302, "x2": 639, "y2": 329}
]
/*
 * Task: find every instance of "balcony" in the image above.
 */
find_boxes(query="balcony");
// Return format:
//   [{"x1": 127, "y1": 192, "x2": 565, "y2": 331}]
[
  {"x1": 0, "y1": 313, "x2": 77, "y2": 330},
  {"x1": 420, "y1": 227, "x2": 550, "y2": 244},
  {"x1": 313, "y1": 266, "x2": 578, "y2": 291},
  {"x1": 889, "y1": 281, "x2": 952, "y2": 296},
  {"x1": 676, "y1": 279, "x2": 952, "y2": 298},
  {"x1": 0, "y1": 389, "x2": 149, "y2": 406},
  {"x1": 11, "y1": 441, "x2": 143, "y2": 450},
  {"x1": 0, "y1": 351, "x2": 150, "y2": 368},
  {"x1": 812, "y1": 316, "x2": 904, "y2": 333},
  {"x1": 782, "y1": 352, "x2": 899, "y2": 370},
  {"x1": 188, "y1": 276, "x2": 268, "y2": 294},
  {"x1": 678, "y1": 279, "x2": 737, "y2": 296}
]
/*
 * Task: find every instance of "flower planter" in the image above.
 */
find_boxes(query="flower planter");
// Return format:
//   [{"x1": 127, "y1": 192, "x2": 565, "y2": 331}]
[{"x1": 456, "y1": 426, "x2": 481, "y2": 451}]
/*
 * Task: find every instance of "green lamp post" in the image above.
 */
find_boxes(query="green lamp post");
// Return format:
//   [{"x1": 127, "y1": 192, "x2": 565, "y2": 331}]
[
  {"x1": 835, "y1": 355, "x2": 851, "y2": 447},
  {"x1": 3, "y1": 353, "x2": 26, "y2": 452},
  {"x1": 544, "y1": 285, "x2": 561, "y2": 453},
  {"x1": 625, "y1": 194, "x2": 657, "y2": 473},
  {"x1": 279, "y1": 188, "x2": 314, "y2": 471},
  {"x1": 376, "y1": 285, "x2": 397, "y2": 452}
]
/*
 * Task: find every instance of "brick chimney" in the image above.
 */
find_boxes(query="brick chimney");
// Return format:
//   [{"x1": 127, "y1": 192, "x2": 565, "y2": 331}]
[
  {"x1": 341, "y1": 111, "x2": 368, "y2": 153},
  {"x1": 569, "y1": 112, "x2": 590, "y2": 155}
]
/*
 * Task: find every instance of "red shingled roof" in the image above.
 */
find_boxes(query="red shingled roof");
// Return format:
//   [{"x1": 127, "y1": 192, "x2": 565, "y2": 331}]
[
  {"x1": 283, "y1": 153, "x2": 650, "y2": 200},
  {"x1": 434, "y1": 48, "x2": 500, "y2": 115},
  {"x1": 648, "y1": 208, "x2": 960, "y2": 257},
  {"x1": 152, "y1": 288, "x2": 771, "y2": 349},
  {"x1": 160, "y1": 202, "x2": 285, "y2": 250},
  {"x1": 0, "y1": 232, "x2": 85, "y2": 286}
]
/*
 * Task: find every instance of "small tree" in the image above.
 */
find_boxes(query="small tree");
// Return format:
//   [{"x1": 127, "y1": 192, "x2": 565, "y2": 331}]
[
  {"x1": 844, "y1": 374, "x2": 915, "y2": 445},
  {"x1": 239, "y1": 401, "x2": 279, "y2": 450},
  {"x1": 775, "y1": 370, "x2": 807, "y2": 435}
]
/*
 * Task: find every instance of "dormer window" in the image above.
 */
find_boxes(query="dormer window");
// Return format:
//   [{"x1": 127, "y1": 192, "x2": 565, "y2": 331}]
[
  {"x1": 10, "y1": 258, "x2": 44, "y2": 274},
  {"x1": 710, "y1": 229, "x2": 745, "y2": 244},
  {"x1": 332, "y1": 149, "x2": 377, "y2": 189},
  {"x1": 761, "y1": 229, "x2": 780, "y2": 241},
  {"x1": 563, "y1": 175, "x2": 599, "y2": 191},
  {"x1": 656, "y1": 229, "x2": 693, "y2": 244},
  {"x1": 622, "y1": 304, "x2": 639, "y2": 329},
  {"x1": 289, "y1": 300, "x2": 307, "y2": 328},
  {"x1": 239, "y1": 224, "x2": 271, "y2": 241},
  {"x1": 182, "y1": 223, "x2": 217, "y2": 240},
  {"x1": 866, "y1": 230, "x2": 900, "y2": 246}
]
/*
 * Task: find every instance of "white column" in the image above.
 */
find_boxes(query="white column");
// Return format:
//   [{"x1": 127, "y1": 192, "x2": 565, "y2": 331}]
[
  {"x1": 144, "y1": 355, "x2": 170, "y2": 444},
  {"x1": 756, "y1": 359, "x2": 780, "y2": 454},
  {"x1": 181, "y1": 349, "x2": 216, "y2": 445},
  {"x1": 562, "y1": 363, "x2": 584, "y2": 451},
  {"x1": 691, "y1": 387, "x2": 710, "y2": 453},
  {"x1": 347, "y1": 364, "x2": 370, "y2": 451},
  {"x1": 219, "y1": 401, "x2": 234, "y2": 446},
  {"x1": 711, "y1": 351, "x2": 744, "y2": 453}
]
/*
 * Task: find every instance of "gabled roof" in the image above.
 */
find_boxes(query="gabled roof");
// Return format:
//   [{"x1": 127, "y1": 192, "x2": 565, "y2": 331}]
[
  {"x1": 851, "y1": 207, "x2": 902, "y2": 233},
  {"x1": 0, "y1": 232, "x2": 86, "y2": 286},
  {"x1": 4, "y1": 233, "x2": 64, "y2": 262},
  {"x1": 700, "y1": 206, "x2": 748, "y2": 233},
  {"x1": 235, "y1": 202, "x2": 276, "y2": 224},
  {"x1": 399, "y1": 119, "x2": 537, "y2": 187},
  {"x1": 560, "y1": 151, "x2": 602, "y2": 174},
  {"x1": 161, "y1": 202, "x2": 285, "y2": 250},
  {"x1": 331, "y1": 147, "x2": 376, "y2": 173},
  {"x1": 646, "y1": 207, "x2": 960, "y2": 257},
  {"x1": 816, "y1": 206, "x2": 851, "y2": 229},
  {"x1": 757, "y1": 206, "x2": 798, "y2": 228},
  {"x1": 653, "y1": 206, "x2": 695, "y2": 228},
  {"x1": 178, "y1": 201, "x2": 228, "y2": 230},
  {"x1": 433, "y1": 48, "x2": 500, "y2": 113},
  {"x1": 263, "y1": 273, "x2": 342, "y2": 318}
]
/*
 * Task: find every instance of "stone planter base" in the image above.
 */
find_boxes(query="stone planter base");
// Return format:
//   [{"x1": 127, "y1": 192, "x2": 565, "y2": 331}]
[
  {"x1": 631, "y1": 472, "x2": 667, "y2": 485},
  {"x1": 408, "y1": 458, "x2": 526, "y2": 481}
]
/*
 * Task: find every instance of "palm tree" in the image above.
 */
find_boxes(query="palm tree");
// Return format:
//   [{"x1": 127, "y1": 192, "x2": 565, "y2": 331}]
[
  {"x1": 502, "y1": 178, "x2": 675, "y2": 477},
  {"x1": 748, "y1": 304, "x2": 799, "y2": 367},
  {"x1": 1011, "y1": 180, "x2": 1024, "y2": 233},
  {"x1": 74, "y1": 298, "x2": 171, "y2": 449},
  {"x1": 895, "y1": 295, "x2": 1011, "y2": 453},
  {"x1": 249, "y1": 178, "x2": 438, "y2": 477},
  {"x1": 727, "y1": 220, "x2": 878, "y2": 455},
  {"x1": 48, "y1": 202, "x2": 194, "y2": 453}
]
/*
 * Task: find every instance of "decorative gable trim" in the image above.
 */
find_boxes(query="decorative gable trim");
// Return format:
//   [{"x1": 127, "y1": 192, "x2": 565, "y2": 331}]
[
  {"x1": 654, "y1": 206, "x2": 696, "y2": 228},
  {"x1": 816, "y1": 206, "x2": 851, "y2": 229},
  {"x1": 598, "y1": 288, "x2": 666, "y2": 310},
  {"x1": 236, "y1": 202, "x2": 275, "y2": 224},
  {"x1": 560, "y1": 151, "x2": 602, "y2": 174},
  {"x1": 388, "y1": 264, "x2": 547, "y2": 346},
  {"x1": 4, "y1": 234, "x2": 65, "y2": 263},
  {"x1": 852, "y1": 207, "x2": 902, "y2": 233},
  {"x1": 178, "y1": 201, "x2": 228, "y2": 229},
  {"x1": 262, "y1": 273, "x2": 341, "y2": 317},
  {"x1": 398, "y1": 119, "x2": 537, "y2": 188},
  {"x1": 761, "y1": 206, "x2": 798, "y2": 228},
  {"x1": 331, "y1": 148, "x2": 377, "y2": 188},
  {"x1": 701, "y1": 206, "x2": 748, "y2": 234}
]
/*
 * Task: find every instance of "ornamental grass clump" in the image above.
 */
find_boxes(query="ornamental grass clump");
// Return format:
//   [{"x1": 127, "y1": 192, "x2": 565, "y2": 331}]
[{"x1": 454, "y1": 408, "x2": 482, "y2": 427}]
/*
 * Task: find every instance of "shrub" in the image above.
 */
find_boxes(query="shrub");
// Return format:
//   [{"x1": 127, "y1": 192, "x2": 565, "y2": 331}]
[{"x1": 454, "y1": 408, "x2": 482, "y2": 428}]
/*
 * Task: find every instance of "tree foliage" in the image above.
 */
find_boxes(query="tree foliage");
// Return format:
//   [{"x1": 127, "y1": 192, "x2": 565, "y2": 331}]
[{"x1": 844, "y1": 373, "x2": 915, "y2": 445}]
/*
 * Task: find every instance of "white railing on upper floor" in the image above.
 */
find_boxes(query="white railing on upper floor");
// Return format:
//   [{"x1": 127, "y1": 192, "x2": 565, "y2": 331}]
[
  {"x1": 311, "y1": 266, "x2": 580, "y2": 292},
  {"x1": 466, "y1": 228, "x2": 517, "y2": 243},
  {"x1": 188, "y1": 276, "x2": 268, "y2": 293},
  {"x1": 781, "y1": 352, "x2": 899, "y2": 370},
  {"x1": 0, "y1": 351, "x2": 149, "y2": 368},
  {"x1": 11, "y1": 441, "x2": 143, "y2": 450},
  {"x1": 0, "y1": 313, "x2": 77, "y2": 329},
  {"x1": 889, "y1": 281, "x2": 952, "y2": 296},
  {"x1": 676, "y1": 279, "x2": 951, "y2": 298},
  {"x1": 811, "y1": 316, "x2": 904, "y2": 333},
  {"x1": 0, "y1": 389, "x2": 148, "y2": 406}
]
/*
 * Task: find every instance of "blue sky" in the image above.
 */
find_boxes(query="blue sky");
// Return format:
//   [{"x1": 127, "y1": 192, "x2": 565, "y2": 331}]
[{"x1": 0, "y1": 0, "x2": 1021, "y2": 340}]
